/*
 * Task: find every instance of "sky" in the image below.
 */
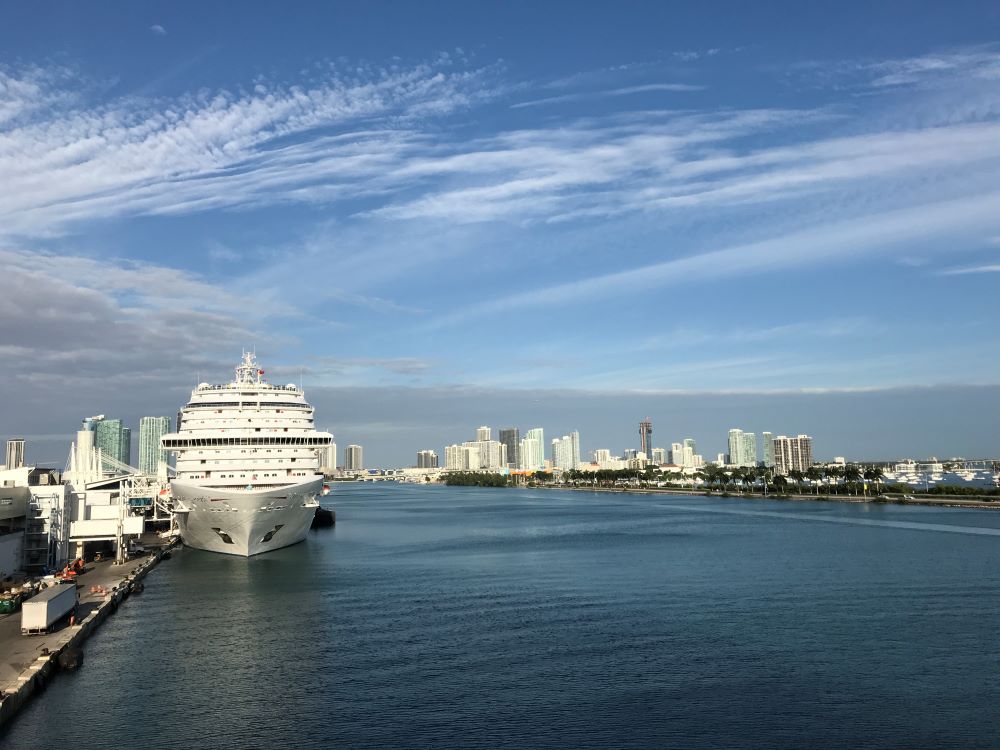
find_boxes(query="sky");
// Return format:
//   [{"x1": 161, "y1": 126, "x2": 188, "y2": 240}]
[{"x1": 2, "y1": 1, "x2": 1000, "y2": 467}]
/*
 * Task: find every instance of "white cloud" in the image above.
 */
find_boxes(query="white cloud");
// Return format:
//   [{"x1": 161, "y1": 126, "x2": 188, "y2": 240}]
[
  {"x1": 510, "y1": 82, "x2": 702, "y2": 108},
  {"x1": 5, "y1": 46, "x2": 1000, "y2": 242},
  {"x1": 0, "y1": 60, "x2": 502, "y2": 237},
  {"x1": 939, "y1": 263, "x2": 1000, "y2": 276},
  {"x1": 866, "y1": 47, "x2": 1000, "y2": 87},
  {"x1": 149, "y1": 24, "x2": 167, "y2": 36},
  {"x1": 428, "y1": 191, "x2": 1000, "y2": 326}
]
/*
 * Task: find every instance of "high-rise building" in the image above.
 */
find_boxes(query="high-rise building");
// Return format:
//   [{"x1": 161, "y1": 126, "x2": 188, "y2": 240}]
[
  {"x1": 742, "y1": 432, "x2": 757, "y2": 466},
  {"x1": 669, "y1": 442, "x2": 683, "y2": 465},
  {"x1": 524, "y1": 428, "x2": 544, "y2": 467},
  {"x1": 463, "y1": 440, "x2": 504, "y2": 470},
  {"x1": 639, "y1": 419, "x2": 653, "y2": 459},
  {"x1": 519, "y1": 437, "x2": 542, "y2": 470},
  {"x1": 651, "y1": 447, "x2": 666, "y2": 464},
  {"x1": 317, "y1": 442, "x2": 337, "y2": 471},
  {"x1": 499, "y1": 428, "x2": 520, "y2": 468},
  {"x1": 345, "y1": 444, "x2": 364, "y2": 471},
  {"x1": 95, "y1": 418, "x2": 131, "y2": 471},
  {"x1": 762, "y1": 432, "x2": 775, "y2": 467},
  {"x1": 552, "y1": 433, "x2": 580, "y2": 470},
  {"x1": 773, "y1": 435, "x2": 813, "y2": 475},
  {"x1": 727, "y1": 429, "x2": 758, "y2": 467},
  {"x1": 4, "y1": 438, "x2": 25, "y2": 469},
  {"x1": 476, "y1": 426, "x2": 491, "y2": 442},
  {"x1": 138, "y1": 417, "x2": 171, "y2": 475},
  {"x1": 417, "y1": 450, "x2": 439, "y2": 468},
  {"x1": 552, "y1": 436, "x2": 568, "y2": 469},
  {"x1": 446, "y1": 444, "x2": 481, "y2": 470}
]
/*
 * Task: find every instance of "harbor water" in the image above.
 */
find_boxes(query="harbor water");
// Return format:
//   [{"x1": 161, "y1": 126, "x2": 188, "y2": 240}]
[{"x1": 3, "y1": 484, "x2": 1000, "y2": 748}]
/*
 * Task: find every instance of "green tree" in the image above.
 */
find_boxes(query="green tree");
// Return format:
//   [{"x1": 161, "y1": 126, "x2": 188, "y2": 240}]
[
  {"x1": 806, "y1": 466, "x2": 823, "y2": 495},
  {"x1": 788, "y1": 469, "x2": 805, "y2": 494},
  {"x1": 843, "y1": 465, "x2": 863, "y2": 495},
  {"x1": 863, "y1": 465, "x2": 886, "y2": 497},
  {"x1": 824, "y1": 465, "x2": 844, "y2": 494}
]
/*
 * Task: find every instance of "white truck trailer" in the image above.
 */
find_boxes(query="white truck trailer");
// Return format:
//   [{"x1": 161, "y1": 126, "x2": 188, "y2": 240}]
[{"x1": 21, "y1": 583, "x2": 77, "y2": 635}]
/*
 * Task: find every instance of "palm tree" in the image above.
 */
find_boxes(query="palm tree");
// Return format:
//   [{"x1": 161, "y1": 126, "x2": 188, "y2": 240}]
[
  {"x1": 843, "y1": 465, "x2": 863, "y2": 495},
  {"x1": 806, "y1": 466, "x2": 823, "y2": 495},
  {"x1": 824, "y1": 465, "x2": 844, "y2": 494},
  {"x1": 788, "y1": 469, "x2": 805, "y2": 494},
  {"x1": 702, "y1": 464, "x2": 724, "y2": 492},
  {"x1": 863, "y1": 466, "x2": 886, "y2": 497}
]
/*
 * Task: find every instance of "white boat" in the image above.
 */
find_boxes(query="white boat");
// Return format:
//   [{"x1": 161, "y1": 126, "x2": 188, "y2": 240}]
[{"x1": 161, "y1": 353, "x2": 333, "y2": 556}]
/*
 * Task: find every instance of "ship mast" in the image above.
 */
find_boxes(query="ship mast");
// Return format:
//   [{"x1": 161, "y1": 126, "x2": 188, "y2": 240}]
[{"x1": 235, "y1": 350, "x2": 264, "y2": 385}]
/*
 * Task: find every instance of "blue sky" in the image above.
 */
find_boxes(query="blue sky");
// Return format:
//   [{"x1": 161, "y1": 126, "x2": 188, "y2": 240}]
[{"x1": 2, "y1": 2, "x2": 1000, "y2": 465}]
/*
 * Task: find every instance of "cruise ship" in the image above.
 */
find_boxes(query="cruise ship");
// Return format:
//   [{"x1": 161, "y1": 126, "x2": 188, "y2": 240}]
[{"x1": 160, "y1": 353, "x2": 333, "y2": 556}]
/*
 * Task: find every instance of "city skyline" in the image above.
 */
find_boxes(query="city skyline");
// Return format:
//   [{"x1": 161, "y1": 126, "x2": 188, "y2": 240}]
[
  {"x1": 2, "y1": 3, "x2": 1000, "y2": 465},
  {"x1": 4, "y1": 383, "x2": 1000, "y2": 469}
]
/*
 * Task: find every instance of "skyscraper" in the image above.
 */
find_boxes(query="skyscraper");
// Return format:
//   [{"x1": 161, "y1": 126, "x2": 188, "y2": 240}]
[
  {"x1": 417, "y1": 450, "x2": 439, "y2": 468},
  {"x1": 318, "y1": 442, "x2": 337, "y2": 471},
  {"x1": 446, "y1": 444, "x2": 480, "y2": 470},
  {"x1": 670, "y1": 442, "x2": 684, "y2": 465},
  {"x1": 524, "y1": 428, "x2": 544, "y2": 468},
  {"x1": 742, "y1": 432, "x2": 757, "y2": 467},
  {"x1": 551, "y1": 432, "x2": 581, "y2": 470},
  {"x1": 464, "y1": 439, "x2": 504, "y2": 469},
  {"x1": 499, "y1": 428, "x2": 520, "y2": 468},
  {"x1": 773, "y1": 435, "x2": 814, "y2": 475},
  {"x1": 138, "y1": 416, "x2": 171, "y2": 475},
  {"x1": 4, "y1": 438, "x2": 25, "y2": 469},
  {"x1": 727, "y1": 429, "x2": 757, "y2": 467},
  {"x1": 639, "y1": 418, "x2": 653, "y2": 458},
  {"x1": 476, "y1": 426, "x2": 491, "y2": 442},
  {"x1": 519, "y1": 437, "x2": 542, "y2": 470},
  {"x1": 552, "y1": 436, "x2": 570, "y2": 470},
  {"x1": 762, "y1": 432, "x2": 775, "y2": 468},
  {"x1": 345, "y1": 444, "x2": 364, "y2": 471},
  {"x1": 137, "y1": 418, "x2": 163, "y2": 474},
  {"x1": 651, "y1": 447, "x2": 666, "y2": 464},
  {"x1": 95, "y1": 418, "x2": 130, "y2": 471}
]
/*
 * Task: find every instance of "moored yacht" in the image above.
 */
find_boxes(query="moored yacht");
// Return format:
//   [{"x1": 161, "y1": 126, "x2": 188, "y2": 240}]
[{"x1": 161, "y1": 353, "x2": 333, "y2": 556}]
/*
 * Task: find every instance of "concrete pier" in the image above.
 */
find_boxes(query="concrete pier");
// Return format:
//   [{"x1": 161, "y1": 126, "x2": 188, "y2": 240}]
[{"x1": 0, "y1": 541, "x2": 177, "y2": 730}]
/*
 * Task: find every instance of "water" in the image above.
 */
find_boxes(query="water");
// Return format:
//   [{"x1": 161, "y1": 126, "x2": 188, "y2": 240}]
[{"x1": 3, "y1": 485, "x2": 1000, "y2": 748}]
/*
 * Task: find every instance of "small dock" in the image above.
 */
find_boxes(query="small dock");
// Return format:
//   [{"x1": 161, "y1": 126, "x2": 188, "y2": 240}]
[{"x1": 0, "y1": 540, "x2": 177, "y2": 729}]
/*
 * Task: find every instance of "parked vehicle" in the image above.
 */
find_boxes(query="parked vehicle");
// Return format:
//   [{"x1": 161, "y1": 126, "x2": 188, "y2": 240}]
[{"x1": 21, "y1": 583, "x2": 77, "y2": 635}]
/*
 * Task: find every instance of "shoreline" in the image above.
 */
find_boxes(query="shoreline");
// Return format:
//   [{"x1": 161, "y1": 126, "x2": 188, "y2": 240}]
[
  {"x1": 533, "y1": 484, "x2": 1000, "y2": 510},
  {"x1": 0, "y1": 540, "x2": 178, "y2": 731}
]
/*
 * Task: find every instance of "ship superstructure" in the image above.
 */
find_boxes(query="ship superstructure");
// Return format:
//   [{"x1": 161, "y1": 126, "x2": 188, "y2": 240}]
[{"x1": 161, "y1": 352, "x2": 332, "y2": 556}]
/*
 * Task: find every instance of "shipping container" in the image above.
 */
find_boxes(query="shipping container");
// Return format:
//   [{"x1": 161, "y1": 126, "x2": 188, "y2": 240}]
[{"x1": 20, "y1": 583, "x2": 77, "y2": 635}]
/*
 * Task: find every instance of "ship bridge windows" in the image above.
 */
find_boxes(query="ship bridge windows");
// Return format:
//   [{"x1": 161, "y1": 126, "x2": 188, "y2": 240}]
[
  {"x1": 183, "y1": 402, "x2": 310, "y2": 410},
  {"x1": 163, "y1": 436, "x2": 332, "y2": 449}
]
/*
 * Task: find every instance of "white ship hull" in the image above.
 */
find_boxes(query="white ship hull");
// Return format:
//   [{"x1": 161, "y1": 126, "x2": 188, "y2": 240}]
[{"x1": 170, "y1": 477, "x2": 322, "y2": 557}]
